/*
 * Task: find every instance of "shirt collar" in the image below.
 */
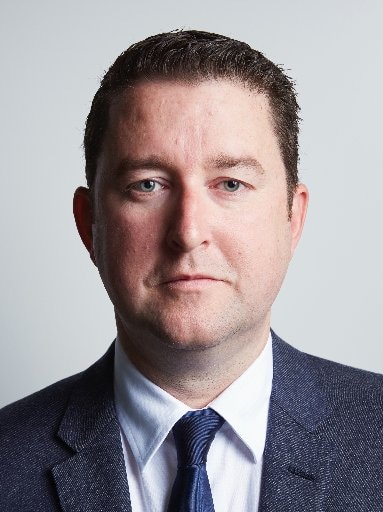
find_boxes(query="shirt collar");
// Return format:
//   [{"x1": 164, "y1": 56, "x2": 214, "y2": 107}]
[
  {"x1": 114, "y1": 334, "x2": 273, "y2": 470},
  {"x1": 209, "y1": 335, "x2": 273, "y2": 463}
]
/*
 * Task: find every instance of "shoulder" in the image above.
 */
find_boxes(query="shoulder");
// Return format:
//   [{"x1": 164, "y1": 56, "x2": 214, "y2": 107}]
[
  {"x1": 272, "y1": 330, "x2": 383, "y2": 396},
  {"x1": 305, "y1": 350, "x2": 383, "y2": 422},
  {"x1": 0, "y1": 345, "x2": 116, "y2": 509},
  {"x1": 0, "y1": 342, "x2": 114, "y2": 442},
  {"x1": 0, "y1": 371, "x2": 83, "y2": 456},
  {"x1": 0, "y1": 372, "x2": 83, "y2": 509},
  {"x1": 307, "y1": 350, "x2": 383, "y2": 390},
  {"x1": 0, "y1": 370, "x2": 82, "y2": 421},
  {"x1": 0, "y1": 343, "x2": 115, "y2": 437},
  {"x1": 0, "y1": 341, "x2": 115, "y2": 445},
  {"x1": 272, "y1": 331, "x2": 383, "y2": 432}
]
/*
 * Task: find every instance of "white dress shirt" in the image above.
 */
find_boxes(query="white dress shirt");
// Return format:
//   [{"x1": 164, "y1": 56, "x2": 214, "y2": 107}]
[{"x1": 114, "y1": 334, "x2": 273, "y2": 512}]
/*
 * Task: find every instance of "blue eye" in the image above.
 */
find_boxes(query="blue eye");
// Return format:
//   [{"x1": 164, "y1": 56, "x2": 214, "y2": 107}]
[
  {"x1": 223, "y1": 180, "x2": 241, "y2": 192},
  {"x1": 138, "y1": 180, "x2": 157, "y2": 192},
  {"x1": 125, "y1": 178, "x2": 166, "y2": 197}
]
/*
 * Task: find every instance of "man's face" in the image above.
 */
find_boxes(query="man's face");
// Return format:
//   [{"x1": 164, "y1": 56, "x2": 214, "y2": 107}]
[{"x1": 76, "y1": 79, "x2": 307, "y2": 354}]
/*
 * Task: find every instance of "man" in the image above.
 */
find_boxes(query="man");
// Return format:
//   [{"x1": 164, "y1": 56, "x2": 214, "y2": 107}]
[{"x1": 1, "y1": 30, "x2": 382, "y2": 512}]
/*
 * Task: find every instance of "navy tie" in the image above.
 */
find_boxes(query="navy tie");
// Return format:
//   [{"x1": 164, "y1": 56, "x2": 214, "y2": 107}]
[{"x1": 167, "y1": 408, "x2": 225, "y2": 512}]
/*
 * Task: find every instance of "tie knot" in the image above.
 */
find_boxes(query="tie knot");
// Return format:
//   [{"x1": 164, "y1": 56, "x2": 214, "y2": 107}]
[{"x1": 172, "y1": 409, "x2": 224, "y2": 468}]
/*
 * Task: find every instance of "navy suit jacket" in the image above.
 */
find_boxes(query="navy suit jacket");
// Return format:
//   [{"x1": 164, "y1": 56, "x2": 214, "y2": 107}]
[{"x1": 1, "y1": 331, "x2": 383, "y2": 511}]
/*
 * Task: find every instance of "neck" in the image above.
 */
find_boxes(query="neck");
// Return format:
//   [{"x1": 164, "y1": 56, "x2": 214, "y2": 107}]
[{"x1": 117, "y1": 317, "x2": 270, "y2": 408}]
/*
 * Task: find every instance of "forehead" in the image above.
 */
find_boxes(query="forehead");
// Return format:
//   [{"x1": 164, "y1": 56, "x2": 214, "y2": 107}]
[
  {"x1": 108, "y1": 78, "x2": 272, "y2": 133},
  {"x1": 100, "y1": 79, "x2": 284, "y2": 175}
]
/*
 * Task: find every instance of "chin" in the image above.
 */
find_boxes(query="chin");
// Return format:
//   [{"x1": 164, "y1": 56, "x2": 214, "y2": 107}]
[{"x1": 146, "y1": 323, "x2": 221, "y2": 351}]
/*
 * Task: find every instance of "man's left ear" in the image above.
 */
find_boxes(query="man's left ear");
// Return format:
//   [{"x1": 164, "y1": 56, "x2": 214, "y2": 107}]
[
  {"x1": 73, "y1": 186, "x2": 96, "y2": 265},
  {"x1": 289, "y1": 183, "x2": 309, "y2": 256}
]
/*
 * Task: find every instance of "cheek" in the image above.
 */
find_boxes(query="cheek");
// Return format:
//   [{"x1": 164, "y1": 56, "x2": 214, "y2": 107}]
[
  {"x1": 93, "y1": 206, "x2": 160, "y2": 279},
  {"x1": 225, "y1": 203, "x2": 291, "y2": 289}
]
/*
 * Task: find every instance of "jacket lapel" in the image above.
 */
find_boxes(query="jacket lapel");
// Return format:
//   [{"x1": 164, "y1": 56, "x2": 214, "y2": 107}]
[
  {"x1": 50, "y1": 334, "x2": 335, "y2": 511},
  {"x1": 51, "y1": 344, "x2": 132, "y2": 512},
  {"x1": 259, "y1": 332, "x2": 335, "y2": 512}
]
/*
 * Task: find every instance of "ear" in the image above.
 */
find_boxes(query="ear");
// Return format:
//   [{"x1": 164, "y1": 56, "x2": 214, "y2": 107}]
[
  {"x1": 289, "y1": 183, "x2": 309, "y2": 257},
  {"x1": 73, "y1": 186, "x2": 96, "y2": 265}
]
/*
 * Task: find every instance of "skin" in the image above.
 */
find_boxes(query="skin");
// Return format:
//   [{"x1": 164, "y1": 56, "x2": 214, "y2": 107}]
[{"x1": 74, "y1": 79, "x2": 308, "y2": 408}]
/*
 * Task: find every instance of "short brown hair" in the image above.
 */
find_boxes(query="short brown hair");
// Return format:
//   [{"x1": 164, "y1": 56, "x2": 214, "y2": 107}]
[{"x1": 84, "y1": 30, "x2": 300, "y2": 211}]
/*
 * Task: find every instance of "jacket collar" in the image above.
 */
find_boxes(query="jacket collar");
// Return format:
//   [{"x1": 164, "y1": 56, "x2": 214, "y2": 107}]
[
  {"x1": 51, "y1": 343, "x2": 132, "y2": 512},
  {"x1": 259, "y1": 331, "x2": 334, "y2": 512},
  {"x1": 270, "y1": 330, "x2": 329, "y2": 430},
  {"x1": 50, "y1": 333, "x2": 335, "y2": 511}
]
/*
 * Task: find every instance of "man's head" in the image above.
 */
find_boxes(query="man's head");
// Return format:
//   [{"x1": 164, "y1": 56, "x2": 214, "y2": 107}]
[
  {"x1": 84, "y1": 30, "x2": 300, "y2": 213},
  {"x1": 74, "y1": 31, "x2": 308, "y2": 386}
]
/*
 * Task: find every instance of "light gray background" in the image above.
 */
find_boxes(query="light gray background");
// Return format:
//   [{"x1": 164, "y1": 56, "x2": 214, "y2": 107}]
[{"x1": 1, "y1": 0, "x2": 382, "y2": 407}]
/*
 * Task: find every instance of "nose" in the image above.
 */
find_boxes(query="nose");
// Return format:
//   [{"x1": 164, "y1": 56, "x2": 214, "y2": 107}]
[{"x1": 166, "y1": 188, "x2": 211, "y2": 253}]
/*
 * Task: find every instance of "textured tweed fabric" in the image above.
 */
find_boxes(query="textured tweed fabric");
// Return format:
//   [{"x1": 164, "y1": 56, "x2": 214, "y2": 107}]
[{"x1": 1, "y1": 332, "x2": 382, "y2": 511}]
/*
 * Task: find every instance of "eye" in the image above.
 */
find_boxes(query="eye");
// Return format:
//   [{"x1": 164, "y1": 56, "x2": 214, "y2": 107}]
[
  {"x1": 129, "y1": 180, "x2": 163, "y2": 193},
  {"x1": 138, "y1": 180, "x2": 158, "y2": 192},
  {"x1": 222, "y1": 180, "x2": 242, "y2": 192}
]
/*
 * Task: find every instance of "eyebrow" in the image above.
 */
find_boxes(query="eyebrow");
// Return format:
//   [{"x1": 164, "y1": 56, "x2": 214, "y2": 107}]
[
  {"x1": 114, "y1": 154, "x2": 266, "y2": 176},
  {"x1": 209, "y1": 154, "x2": 266, "y2": 174},
  {"x1": 114, "y1": 156, "x2": 175, "y2": 176}
]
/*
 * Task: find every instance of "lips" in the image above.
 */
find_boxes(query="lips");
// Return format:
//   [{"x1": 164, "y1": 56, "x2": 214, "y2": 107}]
[
  {"x1": 157, "y1": 273, "x2": 226, "y2": 292},
  {"x1": 163, "y1": 274, "x2": 218, "y2": 283}
]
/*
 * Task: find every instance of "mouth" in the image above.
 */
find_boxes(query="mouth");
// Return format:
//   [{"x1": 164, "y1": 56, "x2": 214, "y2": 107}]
[
  {"x1": 164, "y1": 274, "x2": 217, "y2": 283},
  {"x1": 161, "y1": 274, "x2": 223, "y2": 291}
]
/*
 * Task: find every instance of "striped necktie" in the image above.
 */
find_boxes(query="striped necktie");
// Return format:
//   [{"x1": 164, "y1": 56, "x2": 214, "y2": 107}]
[{"x1": 167, "y1": 408, "x2": 224, "y2": 512}]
